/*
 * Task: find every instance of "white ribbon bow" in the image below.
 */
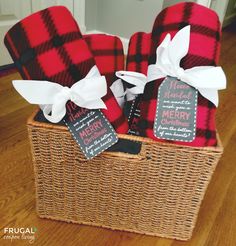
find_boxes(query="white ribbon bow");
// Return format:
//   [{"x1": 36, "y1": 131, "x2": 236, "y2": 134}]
[
  {"x1": 110, "y1": 71, "x2": 147, "y2": 107},
  {"x1": 111, "y1": 25, "x2": 226, "y2": 107},
  {"x1": 13, "y1": 66, "x2": 107, "y2": 123},
  {"x1": 147, "y1": 25, "x2": 226, "y2": 107},
  {"x1": 110, "y1": 78, "x2": 125, "y2": 108}
]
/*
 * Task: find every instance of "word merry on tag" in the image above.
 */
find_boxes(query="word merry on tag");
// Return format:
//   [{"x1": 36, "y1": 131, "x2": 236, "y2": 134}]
[
  {"x1": 64, "y1": 102, "x2": 118, "y2": 159},
  {"x1": 154, "y1": 76, "x2": 198, "y2": 142}
]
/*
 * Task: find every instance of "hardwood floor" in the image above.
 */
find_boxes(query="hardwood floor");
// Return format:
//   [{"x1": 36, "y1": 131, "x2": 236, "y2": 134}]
[{"x1": 0, "y1": 23, "x2": 236, "y2": 246}]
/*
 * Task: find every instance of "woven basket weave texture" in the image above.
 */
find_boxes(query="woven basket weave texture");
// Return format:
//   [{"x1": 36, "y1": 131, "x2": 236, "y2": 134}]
[{"x1": 27, "y1": 110, "x2": 223, "y2": 240}]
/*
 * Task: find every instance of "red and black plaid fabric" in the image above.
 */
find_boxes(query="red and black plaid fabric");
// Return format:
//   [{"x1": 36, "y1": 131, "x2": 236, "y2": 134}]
[
  {"x1": 84, "y1": 34, "x2": 124, "y2": 87},
  {"x1": 4, "y1": 6, "x2": 128, "y2": 134},
  {"x1": 136, "y1": 2, "x2": 221, "y2": 146},
  {"x1": 83, "y1": 34, "x2": 128, "y2": 133},
  {"x1": 125, "y1": 32, "x2": 151, "y2": 134},
  {"x1": 126, "y1": 32, "x2": 151, "y2": 75}
]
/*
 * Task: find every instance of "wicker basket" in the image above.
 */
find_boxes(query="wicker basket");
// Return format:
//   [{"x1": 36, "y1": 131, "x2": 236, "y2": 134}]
[{"x1": 27, "y1": 109, "x2": 223, "y2": 240}]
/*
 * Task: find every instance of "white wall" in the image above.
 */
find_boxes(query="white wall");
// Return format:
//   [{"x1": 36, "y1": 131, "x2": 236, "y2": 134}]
[
  {"x1": 0, "y1": 0, "x2": 32, "y2": 66},
  {"x1": 85, "y1": 0, "x2": 213, "y2": 38},
  {"x1": 163, "y1": 0, "x2": 194, "y2": 8},
  {"x1": 85, "y1": 0, "x2": 98, "y2": 31},
  {"x1": 85, "y1": 0, "x2": 233, "y2": 39},
  {"x1": 85, "y1": 0, "x2": 164, "y2": 38}
]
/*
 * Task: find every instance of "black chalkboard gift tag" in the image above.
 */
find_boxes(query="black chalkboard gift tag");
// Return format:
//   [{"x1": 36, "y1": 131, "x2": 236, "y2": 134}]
[
  {"x1": 154, "y1": 76, "x2": 198, "y2": 142},
  {"x1": 64, "y1": 101, "x2": 118, "y2": 159}
]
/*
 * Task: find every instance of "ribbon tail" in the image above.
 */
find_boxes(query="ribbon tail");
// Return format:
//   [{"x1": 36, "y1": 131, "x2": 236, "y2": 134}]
[
  {"x1": 147, "y1": 64, "x2": 166, "y2": 82},
  {"x1": 42, "y1": 104, "x2": 67, "y2": 123},
  {"x1": 110, "y1": 79, "x2": 125, "y2": 107},
  {"x1": 12, "y1": 80, "x2": 61, "y2": 104},
  {"x1": 183, "y1": 66, "x2": 227, "y2": 89},
  {"x1": 198, "y1": 88, "x2": 219, "y2": 107},
  {"x1": 110, "y1": 79, "x2": 125, "y2": 97},
  {"x1": 168, "y1": 25, "x2": 191, "y2": 67},
  {"x1": 115, "y1": 96, "x2": 125, "y2": 108},
  {"x1": 156, "y1": 34, "x2": 171, "y2": 61},
  {"x1": 85, "y1": 65, "x2": 101, "y2": 78}
]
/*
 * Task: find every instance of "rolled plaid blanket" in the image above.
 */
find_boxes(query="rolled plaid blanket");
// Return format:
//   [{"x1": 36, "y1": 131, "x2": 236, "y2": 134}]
[
  {"x1": 84, "y1": 34, "x2": 124, "y2": 87},
  {"x1": 126, "y1": 32, "x2": 151, "y2": 75},
  {"x1": 4, "y1": 6, "x2": 128, "y2": 134},
  {"x1": 125, "y1": 32, "x2": 151, "y2": 134},
  {"x1": 129, "y1": 2, "x2": 221, "y2": 146}
]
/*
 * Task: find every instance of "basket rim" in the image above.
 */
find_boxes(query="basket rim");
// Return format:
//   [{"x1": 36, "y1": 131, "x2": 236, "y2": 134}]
[{"x1": 27, "y1": 108, "x2": 223, "y2": 152}]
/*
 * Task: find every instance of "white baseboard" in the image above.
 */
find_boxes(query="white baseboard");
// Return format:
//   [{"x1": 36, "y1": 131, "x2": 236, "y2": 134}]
[{"x1": 85, "y1": 29, "x2": 129, "y2": 54}]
